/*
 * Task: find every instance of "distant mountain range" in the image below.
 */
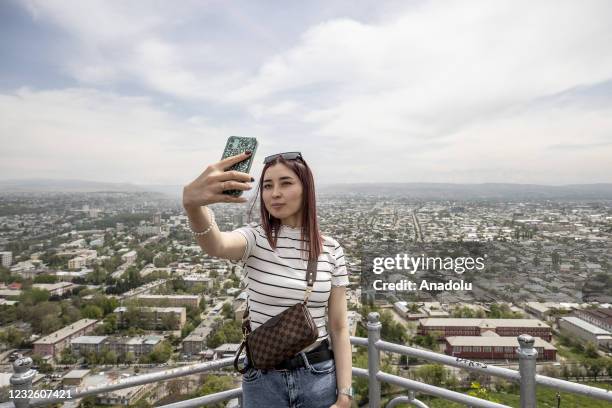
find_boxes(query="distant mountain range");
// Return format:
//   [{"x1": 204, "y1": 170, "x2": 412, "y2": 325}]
[
  {"x1": 1, "y1": 179, "x2": 612, "y2": 200},
  {"x1": 0, "y1": 178, "x2": 182, "y2": 197},
  {"x1": 317, "y1": 182, "x2": 612, "y2": 200}
]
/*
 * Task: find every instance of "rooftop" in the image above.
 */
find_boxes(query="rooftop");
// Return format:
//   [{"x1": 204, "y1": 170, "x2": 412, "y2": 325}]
[
  {"x1": 561, "y1": 316, "x2": 611, "y2": 335},
  {"x1": 137, "y1": 294, "x2": 200, "y2": 299},
  {"x1": 33, "y1": 319, "x2": 98, "y2": 344},
  {"x1": 71, "y1": 336, "x2": 107, "y2": 345},
  {"x1": 63, "y1": 369, "x2": 91, "y2": 379},
  {"x1": 420, "y1": 318, "x2": 550, "y2": 328},
  {"x1": 579, "y1": 308, "x2": 612, "y2": 324},
  {"x1": 446, "y1": 336, "x2": 556, "y2": 350}
]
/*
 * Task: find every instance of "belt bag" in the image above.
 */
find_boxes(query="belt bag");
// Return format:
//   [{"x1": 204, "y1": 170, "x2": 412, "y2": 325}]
[{"x1": 234, "y1": 258, "x2": 319, "y2": 373}]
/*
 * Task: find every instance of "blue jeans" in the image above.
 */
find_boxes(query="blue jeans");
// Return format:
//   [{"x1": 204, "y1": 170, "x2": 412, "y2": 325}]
[{"x1": 241, "y1": 352, "x2": 337, "y2": 408}]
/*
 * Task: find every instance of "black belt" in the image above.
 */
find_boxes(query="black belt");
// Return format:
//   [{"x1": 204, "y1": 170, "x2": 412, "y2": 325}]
[{"x1": 269, "y1": 339, "x2": 334, "y2": 371}]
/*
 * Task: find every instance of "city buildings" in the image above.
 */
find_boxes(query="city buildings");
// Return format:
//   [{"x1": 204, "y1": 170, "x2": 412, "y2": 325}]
[
  {"x1": 418, "y1": 318, "x2": 552, "y2": 341},
  {"x1": 445, "y1": 335, "x2": 557, "y2": 361},
  {"x1": 182, "y1": 323, "x2": 212, "y2": 356},
  {"x1": 114, "y1": 306, "x2": 187, "y2": 330},
  {"x1": 70, "y1": 335, "x2": 164, "y2": 357},
  {"x1": 70, "y1": 336, "x2": 108, "y2": 356},
  {"x1": 32, "y1": 282, "x2": 80, "y2": 296},
  {"x1": 0, "y1": 251, "x2": 12, "y2": 267},
  {"x1": 558, "y1": 316, "x2": 612, "y2": 349},
  {"x1": 136, "y1": 294, "x2": 201, "y2": 309},
  {"x1": 574, "y1": 308, "x2": 612, "y2": 332},
  {"x1": 33, "y1": 319, "x2": 99, "y2": 357}
]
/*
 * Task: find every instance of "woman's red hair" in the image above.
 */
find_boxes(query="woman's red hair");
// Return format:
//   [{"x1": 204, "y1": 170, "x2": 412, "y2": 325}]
[{"x1": 247, "y1": 156, "x2": 323, "y2": 262}]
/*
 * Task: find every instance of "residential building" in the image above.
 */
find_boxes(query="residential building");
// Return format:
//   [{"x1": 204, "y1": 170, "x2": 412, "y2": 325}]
[{"x1": 418, "y1": 318, "x2": 551, "y2": 341}]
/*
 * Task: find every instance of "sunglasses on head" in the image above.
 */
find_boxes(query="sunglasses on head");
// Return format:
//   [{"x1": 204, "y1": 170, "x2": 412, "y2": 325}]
[{"x1": 263, "y1": 152, "x2": 303, "y2": 164}]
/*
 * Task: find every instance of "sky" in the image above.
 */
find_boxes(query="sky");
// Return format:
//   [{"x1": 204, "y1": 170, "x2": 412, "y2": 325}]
[{"x1": 1, "y1": 0, "x2": 612, "y2": 186}]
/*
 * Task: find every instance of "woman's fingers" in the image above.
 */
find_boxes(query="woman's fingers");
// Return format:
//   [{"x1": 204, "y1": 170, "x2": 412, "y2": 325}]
[
  {"x1": 186, "y1": 151, "x2": 253, "y2": 206},
  {"x1": 218, "y1": 151, "x2": 252, "y2": 170},
  {"x1": 217, "y1": 180, "x2": 252, "y2": 192},
  {"x1": 216, "y1": 170, "x2": 253, "y2": 183}
]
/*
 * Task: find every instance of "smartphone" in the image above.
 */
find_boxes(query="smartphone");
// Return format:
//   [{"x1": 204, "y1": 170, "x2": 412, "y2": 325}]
[{"x1": 220, "y1": 136, "x2": 258, "y2": 196}]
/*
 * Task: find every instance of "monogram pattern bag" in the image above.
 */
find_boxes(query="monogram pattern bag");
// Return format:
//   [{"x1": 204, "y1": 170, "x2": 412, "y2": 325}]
[{"x1": 233, "y1": 258, "x2": 319, "y2": 373}]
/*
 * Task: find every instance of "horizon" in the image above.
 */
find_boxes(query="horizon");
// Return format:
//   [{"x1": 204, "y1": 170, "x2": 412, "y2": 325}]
[{"x1": 2, "y1": 177, "x2": 612, "y2": 188}]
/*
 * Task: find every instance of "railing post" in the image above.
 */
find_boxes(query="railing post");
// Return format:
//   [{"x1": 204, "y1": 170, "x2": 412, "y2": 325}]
[
  {"x1": 517, "y1": 334, "x2": 537, "y2": 408},
  {"x1": 10, "y1": 355, "x2": 37, "y2": 408},
  {"x1": 367, "y1": 312, "x2": 382, "y2": 408}
]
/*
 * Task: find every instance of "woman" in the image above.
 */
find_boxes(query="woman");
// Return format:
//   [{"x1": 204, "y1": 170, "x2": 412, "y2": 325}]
[{"x1": 182, "y1": 150, "x2": 353, "y2": 408}]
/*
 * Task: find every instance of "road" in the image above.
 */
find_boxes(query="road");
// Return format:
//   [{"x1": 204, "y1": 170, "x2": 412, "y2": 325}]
[{"x1": 412, "y1": 207, "x2": 424, "y2": 242}]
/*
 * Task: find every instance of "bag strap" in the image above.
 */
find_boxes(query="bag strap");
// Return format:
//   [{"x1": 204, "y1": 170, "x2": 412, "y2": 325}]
[
  {"x1": 233, "y1": 340, "x2": 250, "y2": 374},
  {"x1": 303, "y1": 257, "x2": 318, "y2": 304},
  {"x1": 235, "y1": 302, "x2": 252, "y2": 373}
]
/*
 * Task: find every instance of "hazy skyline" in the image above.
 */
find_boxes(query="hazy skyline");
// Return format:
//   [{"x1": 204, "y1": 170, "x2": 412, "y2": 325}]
[{"x1": 1, "y1": 0, "x2": 612, "y2": 186}]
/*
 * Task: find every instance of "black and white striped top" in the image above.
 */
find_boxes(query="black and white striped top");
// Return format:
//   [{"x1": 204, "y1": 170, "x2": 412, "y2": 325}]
[{"x1": 233, "y1": 223, "x2": 350, "y2": 351}]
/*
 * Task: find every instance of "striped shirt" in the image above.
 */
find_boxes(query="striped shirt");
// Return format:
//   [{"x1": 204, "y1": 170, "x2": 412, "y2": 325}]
[{"x1": 233, "y1": 223, "x2": 350, "y2": 352}]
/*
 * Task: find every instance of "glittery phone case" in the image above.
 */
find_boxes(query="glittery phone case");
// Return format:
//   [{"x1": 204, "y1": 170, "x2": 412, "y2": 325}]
[{"x1": 220, "y1": 136, "x2": 258, "y2": 196}]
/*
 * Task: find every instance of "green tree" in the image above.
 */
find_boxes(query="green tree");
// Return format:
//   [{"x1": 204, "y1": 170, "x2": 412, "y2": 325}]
[
  {"x1": 137, "y1": 247, "x2": 154, "y2": 264},
  {"x1": 125, "y1": 351, "x2": 136, "y2": 365},
  {"x1": 149, "y1": 341, "x2": 172, "y2": 363},
  {"x1": 206, "y1": 320, "x2": 242, "y2": 348},
  {"x1": 561, "y1": 363, "x2": 570, "y2": 380},
  {"x1": 33, "y1": 274, "x2": 58, "y2": 284},
  {"x1": 584, "y1": 342, "x2": 599, "y2": 358},
  {"x1": 467, "y1": 381, "x2": 500, "y2": 403},
  {"x1": 31, "y1": 354, "x2": 53, "y2": 373},
  {"x1": 413, "y1": 364, "x2": 452, "y2": 387},
  {"x1": 194, "y1": 375, "x2": 234, "y2": 408},
  {"x1": 221, "y1": 302, "x2": 233, "y2": 319},
  {"x1": 361, "y1": 306, "x2": 408, "y2": 344},
  {"x1": 22, "y1": 288, "x2": 50, "y2": 304},
  {"x1": 59, "y1": 348, "x2": 77, "y2": 365},
  {"x1": 61, "y1": 302, "x2": 82, "y2": 324},
  {"x1": 181, "y1": 322, "x2": 195, "y2": 338},
  {"x1": 570, "y1": 364, "x2": 584, "y2": 380},
  {"x1": 79, "y1": 396, "x2": 96, "y2": 408},
  {"x1": 161, "y1": 313, "x2": 180, "y2": 330},
  {"x1": 199, "y1": 298, "x2": 207, "y2": 312},
  {"x1": 584, "y1": 358, "x2": 604, "y2": 380},
  {"x1": 351, "y1": 349, "x2": 394, "y2": 406},
  {"x1": 81, "y1": 304, "x2": 104, "y2": 319},
  {"x1": 132, "y1": 399, "x2": 152, "y2": 408},
  {"x1": 0, "y1": 265, "x2": 14, "y2": 284},
  {"x1": 0, "y1": 327, "x2": 24, "y2": 348},
  {"x1": 88, "y1": 265, "x2": 107, "y2": 285},
  {"x1": 103, "y1": 350, "x2": 118, "y2": 365},
  {"x1": 605, "y1": 357, "x2": 612, "y2": 377},
  {"x1": 101, "y1": 314, "x2": 118, "y2": 334}
]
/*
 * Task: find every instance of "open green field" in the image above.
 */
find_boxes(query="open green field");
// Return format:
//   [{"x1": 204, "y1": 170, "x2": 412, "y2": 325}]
[{"x1": 385, "y1": 382, "x2": 612, "y2": 408}]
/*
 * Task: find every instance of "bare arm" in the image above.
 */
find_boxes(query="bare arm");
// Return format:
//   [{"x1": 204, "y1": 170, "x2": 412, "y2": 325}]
[
  {"x1": 183, "y1": 204, "x2": 248, "y2": 260},
  {"x1": 328, "y1": 286, "x2": 353, "y2": 407}
]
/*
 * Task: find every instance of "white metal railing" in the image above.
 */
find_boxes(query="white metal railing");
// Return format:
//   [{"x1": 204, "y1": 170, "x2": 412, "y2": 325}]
[{"x1": 3, "y1": 311, "x2": 612, "y2": 407}]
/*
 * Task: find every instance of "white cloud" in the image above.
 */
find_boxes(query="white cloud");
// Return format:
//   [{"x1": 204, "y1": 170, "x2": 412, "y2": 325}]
[
  {"x1": 0, "y1": 87, "x2": 233, "y2": 184},
  {"x1": 8, "y1": 0, "x2": 612, "y2": 184},
  {"x1": 413, "y1": 104, "x2": 612, "y2": 184},
  {"x1": 22, "y1": 0, "x2": 248, "y2": 99}
]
